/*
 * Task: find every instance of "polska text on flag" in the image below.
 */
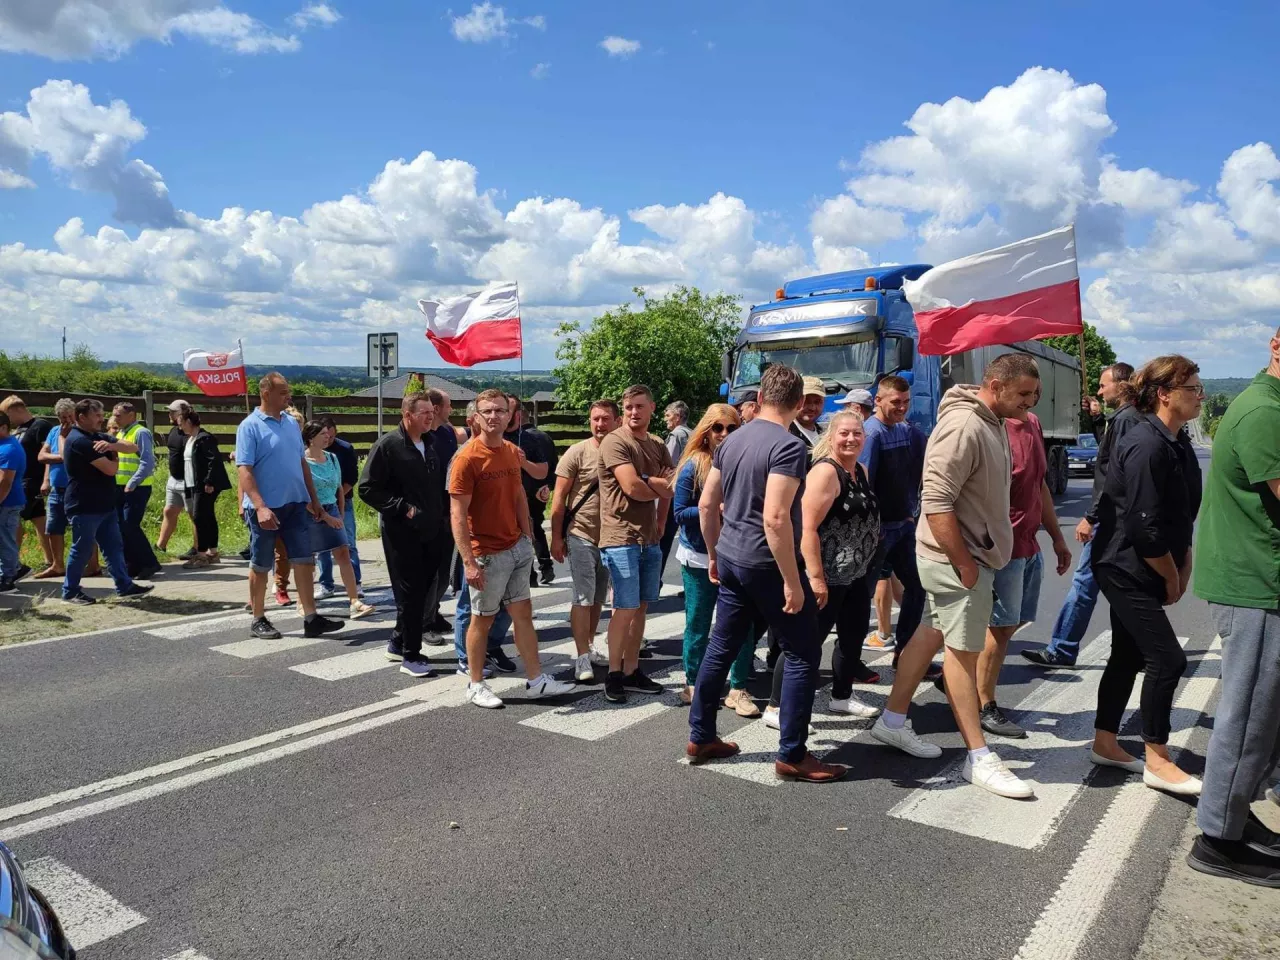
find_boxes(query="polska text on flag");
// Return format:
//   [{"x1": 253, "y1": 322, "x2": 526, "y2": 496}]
[
  {"x1": 902, "y1": 225, "x2": 1084, "y2": 356},
  {"x1": 419, "y1": 282, "x2": 522, "y2": 368},
  {"x1": 183, "y1": 344, "x2": 247, "y2": 396}
]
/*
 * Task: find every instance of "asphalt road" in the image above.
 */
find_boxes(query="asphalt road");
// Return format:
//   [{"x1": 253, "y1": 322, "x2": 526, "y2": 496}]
[{"x1": 0, "y1": 469, "x2": 1222, "y2": 960}]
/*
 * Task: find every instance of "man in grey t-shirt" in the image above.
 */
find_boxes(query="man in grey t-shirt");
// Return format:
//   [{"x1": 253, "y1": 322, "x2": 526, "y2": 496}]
[
  {"x1": 658, "y1": 400, "x2": 692, "y2": 582},
  {"x1": 684, "y1": 365, "x2": 849, "y2": 784}
]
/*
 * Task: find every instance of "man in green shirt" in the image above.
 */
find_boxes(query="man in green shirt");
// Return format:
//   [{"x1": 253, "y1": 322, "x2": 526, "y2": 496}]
[{"x1": 1187, "y1": 329, "x2": 1280, "y2": 887}]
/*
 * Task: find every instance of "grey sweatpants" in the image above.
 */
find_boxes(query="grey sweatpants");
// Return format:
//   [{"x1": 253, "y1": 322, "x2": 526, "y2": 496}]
[{"x1": 1197, "y1": 603, "x2": 1280, "y2": 840}]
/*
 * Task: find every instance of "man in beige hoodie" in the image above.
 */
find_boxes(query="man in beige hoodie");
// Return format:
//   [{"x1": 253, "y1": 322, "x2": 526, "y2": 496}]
[{"x1": 870, "y1": 352, "x2": 1043, "y2": 800}]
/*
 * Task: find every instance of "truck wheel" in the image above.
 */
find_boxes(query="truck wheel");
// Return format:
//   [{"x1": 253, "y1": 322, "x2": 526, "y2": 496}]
[{"x1": 1047, "y1": 445, "x2": 1068, "y2": 496}]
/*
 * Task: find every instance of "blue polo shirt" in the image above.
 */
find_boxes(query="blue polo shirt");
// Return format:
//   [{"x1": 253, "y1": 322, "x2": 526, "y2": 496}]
[
  {"x1": 0, "y1": 435, "x2": 27, "y2": 508},
  {"x1": 235, "y1": 409, "x2": 308, "y2": 510}
]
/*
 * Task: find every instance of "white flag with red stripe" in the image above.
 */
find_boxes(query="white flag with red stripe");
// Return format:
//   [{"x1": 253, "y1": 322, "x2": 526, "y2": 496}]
[
  {"x1": 418, "y1": 282, "x2": 523, "y2": 367},
  {"x1": 903, "y1": 225, "x2": 1083, "y2": 356},
  {"x1": 182, "y1": 343, "x2": 247, "y2": 396}
]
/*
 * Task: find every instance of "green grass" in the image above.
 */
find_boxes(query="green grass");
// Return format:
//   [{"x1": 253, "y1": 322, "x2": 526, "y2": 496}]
[{"x1": 18, "y1": 460, "x2": 383, "y2": 569}]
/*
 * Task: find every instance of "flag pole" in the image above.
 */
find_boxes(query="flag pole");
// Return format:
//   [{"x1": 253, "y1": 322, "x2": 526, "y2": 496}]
[
  {"x1": 239, "y1": 338, "x2": 251, "y2": 413},
  {"x1": 518, "y1": 286, "x2": 526, "y2": 443}
]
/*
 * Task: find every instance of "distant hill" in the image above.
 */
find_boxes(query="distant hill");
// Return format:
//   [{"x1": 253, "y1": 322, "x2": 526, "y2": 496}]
[
  {"x1": 101, "y1": 361, "x2": 557, "y2": 394},
  {"x1": 1202, "y1": 378, "x2": 1253, "y2": 399}
]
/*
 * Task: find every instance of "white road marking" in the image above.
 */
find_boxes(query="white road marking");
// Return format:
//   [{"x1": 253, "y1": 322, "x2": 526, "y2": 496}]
[
  {"x1": 210, "y1": 635, "x2": 332, "y2": 659},
  {"x1": 146, "y1": 613, "x2": 268, "y2": 640},
  {"x1": 289, "y1": 646, "x2": 393, "y2": 680},
  {"x1": 519, "y1": 667, "x2": 686, "y2": 740},
  {"x1": 22, "y1": 857, "x2": 147, "y2": 948},
  {"x1": 162, "y1": 951, "x2": 213, "y2": 960},
  {"x1": 0, "y1": 697, "x2": 408, "y2": 825},
  {"x1": 1013, "y1": 638, "x2": 1222, "y2": 960}
]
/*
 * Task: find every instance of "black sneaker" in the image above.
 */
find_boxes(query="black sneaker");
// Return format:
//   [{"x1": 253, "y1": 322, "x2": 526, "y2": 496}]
[
  {"x1": 925, "y1": 662, "x2": 944, "y2": 684},
  {"x1": 13, "y1": 564, "x2": 32, "y2": 583},
  {"x1": 1187, "y1": 834, "x2": 1280, "y2": 888},
  {"x1": 539, "y1": 564, "x2": 555, "y2": 585},
  {"x1": 251, "y1": 616, "x2": 282, "y2": 639},
  {"x1": 179, "y1": 546, "x2": 199, "y2": 560},
  {"x1": 980, "y1": 701, "x2": 1027, "y2": 739},
  {"x1": 637, "y1": 639, "x2": 655, "y2": 660},
  {"x1": 623, "y1": 669, "x2": 663, "y2": 695},
  {"x1": 604, "y1": 671, "x2": 628, "y2": 703},
  {"x1": 134, "y1": 566, "x2": 162, "y2": 580},
  {"x1": 237, "y1": 547, "x2": 252, "y2": 561},
  {"x1": 117, "y1": 583, "x2": 154, "y2": 599},
  {"x1": 303, "y1": 614, "x2": 345, "y2": 638},
  {"x1": 1243, "y1": 813, "x2": 1280, "y2": 855},
  {"x1": 430, "y1": 614, "x2": 451, "y2": 634},
  {"x1": 0, "y1": 579, "x2": 15, "y2": 594},
  {"x1": 62, "y1": 591, "x2": 95, "y2": 605},
  {"x1": 486, "y1": 648, "x2": 519, "y2": 674},
  {"x1": 1021, "y1": 648, "x2": 1077, "y2": 668},
  {"x1": 529, "y1": 568, "x2": 539, "y2": 588}
]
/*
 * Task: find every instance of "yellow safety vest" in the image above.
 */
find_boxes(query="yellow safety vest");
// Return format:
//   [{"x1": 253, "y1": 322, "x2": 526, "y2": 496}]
[{"x1": 116, "y1": 422, "x2": 154, "y2": 487}]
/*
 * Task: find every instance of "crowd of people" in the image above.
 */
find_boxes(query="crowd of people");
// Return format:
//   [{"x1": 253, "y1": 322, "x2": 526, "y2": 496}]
[{"x1": 2, "y1": 328, "x2": 1277, "y2": 888}]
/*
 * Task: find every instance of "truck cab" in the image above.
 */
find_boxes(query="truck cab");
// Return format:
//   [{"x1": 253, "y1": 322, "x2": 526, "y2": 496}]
[{"x1": 721, "y1": 265, "x2": 1082, "y2": 493}]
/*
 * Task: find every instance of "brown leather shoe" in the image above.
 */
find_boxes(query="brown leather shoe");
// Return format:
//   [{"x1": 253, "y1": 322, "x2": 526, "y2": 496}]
[
  {"x1": 686, "y1": 739, "x2": 740, "y2": 765},
  {"x1": 775, "y1": 752, "x2": 850, "y2": 783}
]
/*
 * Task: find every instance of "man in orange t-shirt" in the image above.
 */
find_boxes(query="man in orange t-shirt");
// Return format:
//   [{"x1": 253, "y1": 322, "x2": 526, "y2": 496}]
[{"x1": 450, "y1": 388, "x2": 577, "y2": 709}]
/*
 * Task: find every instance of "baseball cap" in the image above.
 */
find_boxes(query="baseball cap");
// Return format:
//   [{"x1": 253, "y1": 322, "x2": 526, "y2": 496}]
[
  {"x1": 835, "y1": 388, "x2": 874, "y2": 409},
  {"x1": 167, "y1": 399, "x2": 191, "y2": 412},
  {"x1": 802, "y1": 376, "x2": 826, "y2": 398},
  {"x1": 732, "y1": 390, "x2": 758, "y2": 406}
]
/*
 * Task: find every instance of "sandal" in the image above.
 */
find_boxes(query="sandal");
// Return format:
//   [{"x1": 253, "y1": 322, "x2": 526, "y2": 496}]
[
  {"x1": 349, "y1": 600, "x2": 375, "y2": 619},
  {"x1": 182, "y1": 555, "x2": 212, "y2": 569}
]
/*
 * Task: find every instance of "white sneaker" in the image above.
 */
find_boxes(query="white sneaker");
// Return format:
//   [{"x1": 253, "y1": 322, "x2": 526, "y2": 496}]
[
  {"x1": 314, "y1": 584, "x2": 335, "y2": 600},
  {"x1": 870, "y1": 717, "x2": 942, "y2": 758},
  {"x1": 573, "y1": 653, "x2": 595, "y2": 683},
  {"x1": 760, "y1": 707, "x2": 816, "y2": 736},
  {"x1": 466, "y1": 681, "x2": 503, "y2": 709},
  {"x1": 964, "y1": 751, "x2": 1034, "y2": 799},
  {"x1": 588, "y1": 647, "x2": 610, "y2": 667},
  {"x1": 829, "y1": 696, "x2": 881, "y2": 719},
  {"x1": 525, "y1": 674, "x2": 577, "y2": 698}
]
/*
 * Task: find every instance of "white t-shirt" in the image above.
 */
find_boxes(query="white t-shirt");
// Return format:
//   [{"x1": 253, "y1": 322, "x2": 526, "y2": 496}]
[
  {"x1": 412, "y1": 439, "x2": 426, "y2": 457},
  {"x1": 794, "y1": 422, "x2": 819, "y2": 445},
  {"x1": 183, "y1": 436, "x2": 196, "y2": 491}
]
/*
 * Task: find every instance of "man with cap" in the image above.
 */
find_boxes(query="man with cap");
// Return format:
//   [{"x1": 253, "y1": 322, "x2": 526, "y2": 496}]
[
  {"x1": 835, "y1": 388, "x2": 875, "y2": 420},
  {"x1": 158, "y1": 399, "x2": 196, "y2": 556},
  {"x1": 733, "y1": 390, "x2": 759, "y2": 424},
  {"x1": 790, "y1": 376, "x2": 826, "y2": 452}
]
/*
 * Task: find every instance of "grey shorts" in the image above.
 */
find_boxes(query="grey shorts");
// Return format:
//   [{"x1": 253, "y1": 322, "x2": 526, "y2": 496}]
[
  {"x1": 164, "y1": 477, "x2": 192, "y2": 511},
  {"x1": 469, "y1": 536, "x2": 535, "y2": 617},
  {"x1": 918, "y1": 555, "x2": 995, "y2": 653},
  {"x1": 567, "y1": 534, "x2": 609, "y2": 607}
]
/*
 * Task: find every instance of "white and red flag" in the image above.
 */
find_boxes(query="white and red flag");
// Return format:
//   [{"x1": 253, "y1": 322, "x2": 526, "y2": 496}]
[
  {"x1": 183, "y1": 343, "x2": 247, "y2": 396},
  {"x1": 903, "y1": 225, "x2": 1083, "y2": 356},
  {"x1": 418, "y1": 281, "x2": 523, "y2": 367}
]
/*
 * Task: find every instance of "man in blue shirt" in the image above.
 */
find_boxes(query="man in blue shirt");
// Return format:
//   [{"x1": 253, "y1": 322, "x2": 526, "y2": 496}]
[
  {"x1": 858, "y1": 375, "x2": 929, "y2": 669},
  {"x1": 236, "y1": 373, "x2": 342, "y2": 641},
  {"x1": 60, "y1": 399, "x2": 152, "y2": 604},
  {"x1": 0, "y1": 411, "x2": 29, "y2": 591}
]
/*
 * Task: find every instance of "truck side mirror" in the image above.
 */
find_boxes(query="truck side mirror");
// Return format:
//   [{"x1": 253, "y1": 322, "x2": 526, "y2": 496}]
[
  {"x1": 895, "y1": 338, "x2": 915, "y2": 372},
  {"x1": 721, "y1": 350, "x2": 732, "y2": 382}
]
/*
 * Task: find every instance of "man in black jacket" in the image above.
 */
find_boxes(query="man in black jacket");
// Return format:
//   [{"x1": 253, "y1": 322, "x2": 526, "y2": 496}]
[
  {"x1": 358, "y1": 392, "x2": 443, "y2": 679},
  {"x1": 1024, "y1": 361, "x2": 1137, "y2": 668},
  {"x1": 504, "y1": 394, "x2": 558, "y2": 586}
]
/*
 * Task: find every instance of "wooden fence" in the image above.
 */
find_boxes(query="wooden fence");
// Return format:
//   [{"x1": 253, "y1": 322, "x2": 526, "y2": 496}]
[{"x1": 4, "y1": 388, "x2": 593, "y2": 457}]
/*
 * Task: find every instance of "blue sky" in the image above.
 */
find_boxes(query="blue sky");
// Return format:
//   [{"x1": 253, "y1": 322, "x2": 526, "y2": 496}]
[{"x1": 1, "y1": 1, "x2": 1278, "y2": 375}]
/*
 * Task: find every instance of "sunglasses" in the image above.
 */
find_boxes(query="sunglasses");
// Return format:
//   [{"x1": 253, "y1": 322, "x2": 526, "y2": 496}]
[{"x1": 710, "y1": 422, "x2": 738, "y2": 435}]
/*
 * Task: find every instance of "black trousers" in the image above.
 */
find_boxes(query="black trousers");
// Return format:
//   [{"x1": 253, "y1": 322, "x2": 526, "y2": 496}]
[
  {"x1": 423, "y1": 520, "x2": 455, "y2": 627},
  {"x1": 1094, "y1": 564, "x2": 1188, "y2": 745},
  {"x1": 770, "y1": 574, "x2": 874, "y2": 706},
  {"x1": 191, "y1": 489, "x2": 220, "y2": 551},
  {"x1": 659, "y1": 509, "x2": 678, "y2": 579},
  {"x1": 383, "y1": 527, "x2": 441, "y2": 659},
  {"x1": 528, "y1": 496, "x2": 552, "y2": 571}
]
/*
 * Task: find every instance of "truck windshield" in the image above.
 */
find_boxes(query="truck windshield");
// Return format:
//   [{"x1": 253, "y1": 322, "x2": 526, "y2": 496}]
[{"x1": 733, "y1": 334, "x2": 878, "y2": 389}]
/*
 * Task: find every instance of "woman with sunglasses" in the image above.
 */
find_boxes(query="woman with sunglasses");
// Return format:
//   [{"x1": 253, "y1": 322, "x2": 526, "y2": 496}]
[
  {"x1": 1089, "y1": 355, "x2": 1203, "y2": 795},
  {"x1": 764, "y1": 409, "x2": 882, "y2": 727},
  {"x1": 673, "y1": 404, "x2": 760, "y2": 715}
]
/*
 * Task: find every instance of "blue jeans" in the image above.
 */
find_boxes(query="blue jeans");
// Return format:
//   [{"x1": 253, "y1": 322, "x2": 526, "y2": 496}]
[
  {"x1": 116, "y1": 486, "x2": 158, "y2": 574},
  {"x1": 1048, "y1": 538, "x2": 1097, "y2": 663},
  {"x1": 601, "y1": 543, "x2": 663, "y2": 609},
  {"x1": 452, "y1": 557, "x2": 510, "y2": 663},
  {"x1": 871, "y1": 522, "x2": 927, "y2": 654},
  {"x1": 690, "y1": 556, "x2": 821, "y2": 763},
  {"x1": 63, "y1": 511, "x2": 134, "y2": 597},
  {"x1": 318, "y1": 499, "x2": 361, "y2": 589},
  {"x1": 0, "y1": 505, "x2": 20, "y2": 581}
]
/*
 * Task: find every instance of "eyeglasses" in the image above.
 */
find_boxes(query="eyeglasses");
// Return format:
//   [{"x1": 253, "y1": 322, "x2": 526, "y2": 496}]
[
  {"x1": 1171, "y1": 385, "x2": 1206, "y2": 397},
  {"x1": 710, "y1": 423, "x2": 738, "y2": 435}
]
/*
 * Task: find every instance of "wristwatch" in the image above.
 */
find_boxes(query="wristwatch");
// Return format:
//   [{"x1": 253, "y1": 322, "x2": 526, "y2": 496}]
[{"x1": 640, "y1": 473, "x2": 650, "y2": 483}]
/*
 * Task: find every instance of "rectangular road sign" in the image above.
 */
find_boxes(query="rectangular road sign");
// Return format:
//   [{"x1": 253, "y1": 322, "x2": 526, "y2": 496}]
[{"x1": 366, "y1": 332, "x2": 399, "y2": 380}]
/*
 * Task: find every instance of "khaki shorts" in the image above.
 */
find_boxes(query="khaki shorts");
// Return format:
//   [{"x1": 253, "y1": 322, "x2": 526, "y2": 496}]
[{"x1": 917, "y1": 555, "x2": 995, "y2": 653}]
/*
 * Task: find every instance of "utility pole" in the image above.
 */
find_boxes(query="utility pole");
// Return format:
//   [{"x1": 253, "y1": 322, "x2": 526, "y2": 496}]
[{"x1": 61, "y1": 326, "x2": 66, "y2": 360}]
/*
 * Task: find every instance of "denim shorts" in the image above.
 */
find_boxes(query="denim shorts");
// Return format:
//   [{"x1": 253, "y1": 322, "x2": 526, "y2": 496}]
[
  {"x1": 990, "y1": 551, "x2": 1044, "y2": 628},
  {"x1": 601, "y1": 543, "x2": 662, "y2": 610},
  {"x1": 567, "y1": 534, "x2": 609, "y2": 607},
  {"x1": 469, "y1": 536, "x2": 534, "y2": 617},
  {"x1": 245, "y1": 501, "x2": 315, "y2": 573},
  {"x1": 309, "y1": 502, "x2": 348, "y2": 554},
  {"x1": 45, "y1": 487, "x2": 69, "y2": 536}
]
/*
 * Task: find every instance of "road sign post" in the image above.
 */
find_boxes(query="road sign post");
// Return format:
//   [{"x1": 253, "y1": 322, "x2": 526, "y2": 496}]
[{"x1": 367, "y1": 332, "x2": 400, "y2": 436}]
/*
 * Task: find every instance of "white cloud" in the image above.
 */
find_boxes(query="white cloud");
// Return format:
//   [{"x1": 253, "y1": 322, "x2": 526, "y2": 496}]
[
  {"x1": 288, "y1": 4, "x2": 342, "y2": 30},
  {"x1": 809, "y1": 195, "x2": 907, "y2": 249},
  {"x1": 0, "y1": 1, "x2": 303, "y2": 60},
  {"x1": 0, "y1": 80, "x2": 177, "y2": 227},
  {"x1": 1218, "y1": 142, "x2": 1280, "y2": 245},
  {"x1": 450, "y1": 3, "x2": 544, "y2": 43},
  {"x1": 600, "y1": 36, "x2": 641, "y2": 57},
  {"x1": 1098, "y1": 162, "x2": 1195, "y2": 214},
  {"x1": 530, "y1": 62, "x2": 550, "y2": 79}
]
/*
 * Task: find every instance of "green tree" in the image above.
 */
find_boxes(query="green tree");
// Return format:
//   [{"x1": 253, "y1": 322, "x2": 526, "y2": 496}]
[
  {"x1": 1042, "y1": 322, "x2": 1116, "y2": 398},
  {"x1": 553, "y1": 286, "x2": 741, "y2": 413},
  {"x1": 402, "y1": 372, "x2": 425, "y2": 396},
  {"x1": 1200, "y1": 392, "x2": 1231, "y2": 438}
]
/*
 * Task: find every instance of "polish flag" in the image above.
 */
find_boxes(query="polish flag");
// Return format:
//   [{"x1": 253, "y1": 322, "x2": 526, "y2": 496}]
[
  {"x1": 183, "y1": 344, "x2": 247, "y2": 396},
  {"x1": 903, "y1": 225, "x2": 1083, "y2": 356},
  {"x1": 418, "y1": 282, "x2": 523, "y2": 367}
]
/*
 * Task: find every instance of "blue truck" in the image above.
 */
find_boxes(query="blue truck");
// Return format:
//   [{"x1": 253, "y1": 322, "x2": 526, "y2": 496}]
[{"x1": 720, "y1": 264, "x2": 1083, "y2": 494}]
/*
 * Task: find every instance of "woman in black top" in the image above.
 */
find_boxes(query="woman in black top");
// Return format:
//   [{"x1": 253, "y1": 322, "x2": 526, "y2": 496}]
[
  {"x1": 178, "y1": 411, "x2": 231, "y2": 568},
  {"x1": 1090, "y1": 355, "x2": 1204, "y2": 795}
]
